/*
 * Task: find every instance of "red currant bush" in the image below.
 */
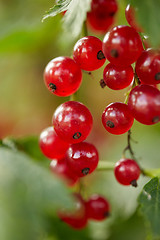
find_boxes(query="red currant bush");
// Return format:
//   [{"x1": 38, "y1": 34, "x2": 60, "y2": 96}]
[
  {"x1": 102, "y1": 25, "x2": 143, "y2": 66},
  {"x1": 102, "y1": 63, "x2": 134, "y2": 90},
  {"x1": 52, "y1": 101, "x2": 93, "y2": 144},
  {"x1": 44, "y1": 56, "x2": 82, "y2": 97},
  {"x1": 128, "y1": 84, "x2": 160, "y2": 125},
  {"x1": 58, "y1": 194, "x2": 88, "y2": 229},
  {"x1": 86, "y1": 194, "x2": 110, "y2": 220},
  {"x1": 87, "y1": 0, "x2": 118, "y2": 33},
  {"x1": 73, "y1": 36, "x2": 106, "y2": 71},
  {"x1": 125, "y1": 4, "x2": 143, "y2": 32},
  {"x1": 135, "y1": 49, "x2": 160, "y2": 85},
  {"x1": 114, "y1": 158, "x2": 141, "y2": 187},
  {"x1": 50, "y1": 159, "x2": 79, "y2": 186},
  {"x1": 65, "y1": 142, "x2": 99, "y2": 177},
  {"x1": 39, "y1": 126, "x2": 70, "y2": 160},
  {"x1": 102, "y1": 102, "x2": 134, "y2": 135}
]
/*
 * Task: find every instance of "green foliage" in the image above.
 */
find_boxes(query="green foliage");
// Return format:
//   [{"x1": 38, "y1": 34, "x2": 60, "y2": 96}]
[
  {"x1": 138, "y1": 177, "x2": 160, "y2": 239},
  {"x1": 0, "y1": 146, "x2": 73, "y2": 240},
  {"x1": 126, "y1": 0, "x2": 160, "y2": 47}
]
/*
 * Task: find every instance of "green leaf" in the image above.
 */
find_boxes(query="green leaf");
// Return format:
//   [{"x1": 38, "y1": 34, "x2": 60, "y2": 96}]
[
  {"x1": 126, "y1": 0, "x2": 160, "y2": 47},
  {"x1": 43, "y1": 0, "x2": 92, "y2": 38},
  {"x1": 138, "y1": 177, "x2": 160, "y2": 239},
  {"x1": 0, "y1": 147, "x2": 73, "y2": 240}
]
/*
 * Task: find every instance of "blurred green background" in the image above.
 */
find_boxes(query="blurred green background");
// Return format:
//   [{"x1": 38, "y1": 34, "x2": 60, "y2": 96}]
[{"x1": 0, "y1": 0, "x2": 160, "y2": 239}]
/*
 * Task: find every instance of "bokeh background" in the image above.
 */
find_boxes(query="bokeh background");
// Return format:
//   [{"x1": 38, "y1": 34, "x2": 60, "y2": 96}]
[{"x1": 0, "y1": 0, "x2": 160, "y2": 239}]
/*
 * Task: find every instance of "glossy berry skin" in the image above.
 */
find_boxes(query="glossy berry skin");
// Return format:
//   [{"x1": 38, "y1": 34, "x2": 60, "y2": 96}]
[
  {"x1": 135, "y1": 49, "x2": 160, "y2": 85},
  {"x1": 103, "y1": 63, "x2": 134, "y2": 90},
  {"x1": 44, "y1": 57, "x2": 82, "y2": 97},
  {"x1": 66, "y1": 142, "x2": 99, "y2": 177},
  {"x1": 50, "y1": 159, "x2": 79, "y2": 186},
  {"x1": 102, "y1": 25, "x2": 143, "y2": 67},
  {"x1": 87, "y1": 0, "x2": 118, "y2": 33},
  {"x1": 73, "y1": 36, "x2": 106, "y2": 71},
  {"x1": 86, "y1": 194, "x2": 110, "y2": 221},
  {"x1": 128, "y1": 84, "x2": 160, "y2": 125},
  {"x1": 114, "y1": 158, "x2": 141, "y2": 187},
  {"x1": 102, "y1": 102, "x2": 134, "y2": 135},
  {"x1": 58, "y1": 194, "x2": 88, "y2": 229},
  {"x1": 39, "y1": 127, "x2": 70, "y2": 160},
  {"x1": 52, "y1": 101, "x2": 93, "y2": 144},
  {"x1": 125, "y1": 4, "x2": 143, "y2": 32}
]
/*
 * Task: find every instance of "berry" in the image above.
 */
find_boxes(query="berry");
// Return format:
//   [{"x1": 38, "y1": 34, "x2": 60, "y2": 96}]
[
  {"x1": 65, "y1": 142, "x2": 99, "y2": 177},
  {"x1": 50, "y1": 159, "x2": 79, "y2": 186},
  {"x1": 39, "y1": 127, "x2": 70, "y2": 160},
  {"x1": 102, "y1": 102, "x2": 134, "y2": 135},
  {"x1": 44, "y1": 57, "x2": 82, "y2": 97},
  {"x1": 125, "y1": 4, "x2": 143, "y2": 32},
  {"x1": 58, "y1": 194, "x2": 88, "y2": 229},
  {"x1": 102, "y1": 25, "x2": 143, "y2": 66},
  {"x1": 52, "y1": 101, "x2": 93, "y2": 144},
  {"x1": 73, "y1": 36, "x2": 106, "y2": 71},
  {"x1": 86, "y1": 194, "x2": 110, "y2": 220},
  {"x1": 114, "y1": 158, "x2": 141, "y2": 187},
  {"x1": 135, "y1": 49, "x2": 160, "y2": 85},
  {"x1": 102, "y1": 63, "x2": 134, "y2": 90},
  {"x1": 87, "y1": 0, "x2": 118, "y2": 33},
  {"x1": 128, "y1": 84, "x2": 160, "y2": 125}
]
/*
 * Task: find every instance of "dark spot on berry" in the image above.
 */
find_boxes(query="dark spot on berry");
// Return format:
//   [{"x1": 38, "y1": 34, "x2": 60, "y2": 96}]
[
  {"x1": 82, "y1": 167, "x2": 90, "y2": 175},
  {"x1": 130, "y1": 179, "x2": 137, "y2": 187},
  {"x1": 155, "y1": 72, "x2": 160, "y2": 80},
  {"x1": 106, "y1": 120, "x2": 115, "y2": 128},
  {"x1": 104, "y1": 211, "x2": 110, "y2": 217},
  {"x1": 152, "y1": 116, "x2": 160, "y2": 123},
  {"x1": 110, "y1": 49, "x2": 119, "y2": 58},
  {"x1": 49, "y1": 83, "x2": 56, "y2": 92},
  {"x1": 97, "y1": 50, "x2": 105, "y2": 60},
  {"x1": 73, "y1": 132, "x2": 82, "y2": 139},
  {"x1": 109, "y1": 12, "x2": 115, "y2": 17},
  {"x1": 100, "y1": 79, "x2": 106, "y2": 88}
]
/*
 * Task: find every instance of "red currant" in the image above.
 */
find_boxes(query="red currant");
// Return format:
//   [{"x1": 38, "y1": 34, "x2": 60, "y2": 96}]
[
  {"x1": 102, "y1": 63, "x2": 134, "y2": 90},
  {"x1": 65, "y1": 142, "x2": 99, "y2": 177},
  {"x1": 87, "y1": 0, "x2": 118, "y2": 33},
  {"x1": 86, "y1": 194, "x2": 110, "y2": 221},
  {"x1": 52, "y1": 101, "x2": 93, "y2": 144},
  {"x1": 44, "y1": 57, "x2": 82, "y2": 97},
  {"x1": 114, "y1": 158, "x2": 141, "y2": 187},
  {"x1": 50, "y1": 159, "x2": 79, "y2": 186},
  {"x1": 125, "y1": 4, "x2": 143, "y2": 32},
  {"x1": 102, "y1": 25, "x2": 143, "y2": 66},
  {"x1": 39, "y1": 127, "x2": 70, "y2": 160},
  {"x1": 58, "y1": 194, "x2": 88, "y2": 229},
  {"x1": 102, "y1": 102, "x2": 134, "y2": 135},
  {"x1": 73, "y1": 36, "x2": 106, "y2": 71},
  {"x1": 128, "y1": 84, "x2": 160, "y2": 125},
  {"x1": 135, "y1": 49, "x2": 160, "y2": 85}
]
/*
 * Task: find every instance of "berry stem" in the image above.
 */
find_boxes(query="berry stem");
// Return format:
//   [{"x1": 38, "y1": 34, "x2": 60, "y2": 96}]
[
  {"x1": 141, "y1": 168, "x2": 160, "y2": 178},
  {"x1": 70, "y1": 91, "x2": 77, "y2": 101},
  {"x1": 124, "y1": 73, "x2": 140, "y2": 104},
  {"x1": 123, "y1": 130, "x2": 137, "y2": 160},
  {"x1": 97, "y1": 161, "x2": 115, "y2": 171},
  {"x1": 83, "y1": 20, "x2": 88, "y2": 36}
]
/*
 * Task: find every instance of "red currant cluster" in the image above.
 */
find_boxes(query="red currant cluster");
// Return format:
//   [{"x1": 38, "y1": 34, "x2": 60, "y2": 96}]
[{"x1": 39, "y1": 1, "x2": 160, "y2": 230}]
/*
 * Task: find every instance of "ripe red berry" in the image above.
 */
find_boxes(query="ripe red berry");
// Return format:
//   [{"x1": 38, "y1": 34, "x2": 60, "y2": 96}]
[
  {"x1": 58, "y1": 194, "x2": 88, "y2": 229},
  {"x1": 128, "y1": 84, "x2": 160, "y2": 125},
  {"x1": 114, "y1": 158, "x2": 141, "y2": 187},
  {"x1": 52, "y1": 101, "x2": 93, "y2": 144},
  {"x1": 73, "y1": 36, "x2": 106, "y2": 71},
  {"x1": 65, "y1": 142, "x2": 99, "y2": 177},
  {"x1": 125, "y1": 4, "x2": 143, "y2": 32},
  {"x1": 39, "y1": 127, "x2": 70, "y2": 160},
  {"x1": 102, "y1": 63, "x2": 134, "y2": 90},
  {"x1": 102, "y1": 25, "x2": 143, "y2": 66},
  {"x1": 102, "y1": 102, "x2": 134, "y2": 135},
  {"x1": 135, "y1": 49, "x2": 160, "y2": 85},
  {"x1": 44, "y1": 57, "x2": 82, "y2": 97},
  {"x1": 86, "y1": 194, "x2": 110, "y2": 221},
  {"x1": 87, "y1": 0, "x2": 118, "y2": 33},
  {"x1": 50, "y1": 159, "x2": 79, "y2": 186}
]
